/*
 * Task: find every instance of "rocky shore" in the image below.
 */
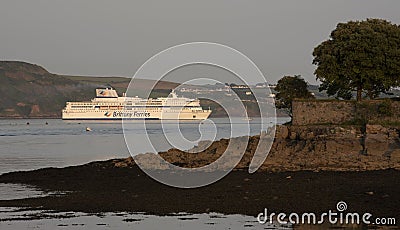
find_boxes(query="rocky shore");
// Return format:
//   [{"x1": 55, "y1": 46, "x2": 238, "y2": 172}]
[
  {"x1": 0, "y1": 163, "x2": 399, "y2": 220},
  {"x1": 119, "y1": 124, "x2": 400, "y2": 172},
  {"x1": 0, "y1": 124, "x2": 399, "y2": 226}
]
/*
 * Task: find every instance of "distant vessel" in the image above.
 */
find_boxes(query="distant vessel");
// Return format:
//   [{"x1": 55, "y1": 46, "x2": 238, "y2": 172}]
[{"x1": 62, "y1": 88, "x2": 212, "y2": 120}]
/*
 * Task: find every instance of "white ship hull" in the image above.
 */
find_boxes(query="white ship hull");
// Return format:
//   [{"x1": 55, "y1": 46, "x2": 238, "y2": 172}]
[
  {"x1": 62, "y1": 88, "x2": 212, "y2": 120},
  {"x1": 62, "y1": 109, "x2": 211, "y2": 120}
]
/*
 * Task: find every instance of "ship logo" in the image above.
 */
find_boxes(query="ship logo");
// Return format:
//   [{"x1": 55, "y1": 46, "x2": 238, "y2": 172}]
[{"x1": 104, "y1": 112, "x2": 112, "y2": 117}]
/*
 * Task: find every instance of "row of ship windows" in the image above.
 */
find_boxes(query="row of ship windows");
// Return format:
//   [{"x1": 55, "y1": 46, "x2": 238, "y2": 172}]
[
  {"x1": 70, "y1": 106, "x2": 199, "y2": 109},
  {"x1": 70, "y1": 105, "x2": 191, "y2": 108},
  {"x1": 70, "y1": 102, "x2": 193, "y2": 106},
  {"x1": 69, "y1": 107, "x2": 199, "y2": 109},
  {"x1": 69, "y1": 109, "x2": 199, "y2": 112},
  {"x1": 67, "y1": 109, "x2": 203, "y2": 112},
  {"x1": 72, "y1": 100, "x2": 191, "y2": 103}
]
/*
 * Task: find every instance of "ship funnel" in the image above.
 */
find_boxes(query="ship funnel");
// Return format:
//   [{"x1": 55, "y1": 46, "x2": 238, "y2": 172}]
[{"x1": 96, "y1": 88, "x2": 118, "y2": 98}]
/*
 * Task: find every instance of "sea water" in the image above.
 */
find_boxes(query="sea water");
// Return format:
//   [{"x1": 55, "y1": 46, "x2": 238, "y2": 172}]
[
  {"x1": 0, "y1": 117, "x2": 292, "y2": 230},
  {"x1": 0, "y1": 117, "x2": 289, "y2": 174}
]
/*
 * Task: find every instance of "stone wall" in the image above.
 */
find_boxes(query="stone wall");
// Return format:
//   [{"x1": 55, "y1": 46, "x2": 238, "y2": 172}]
[{"x1": 292, "y1": 99, "x2": 400, "y2": 126}]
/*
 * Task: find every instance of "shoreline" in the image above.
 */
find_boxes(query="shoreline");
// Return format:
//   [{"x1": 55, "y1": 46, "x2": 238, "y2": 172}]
[
  {"x1": 0, "y1": 124, "x2": 399, "y2": 226},
  {"x1": 0, "y1": 161, "x2": 398, "y2": 222}
]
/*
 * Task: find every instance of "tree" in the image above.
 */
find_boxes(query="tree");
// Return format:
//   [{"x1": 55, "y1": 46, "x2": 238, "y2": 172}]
[
  {"x1": 275, "y1": 75, "x2": 315, "y2": 117},
  {"x1": 313, "y1": 18, "x2": 400, "y2": 101}
]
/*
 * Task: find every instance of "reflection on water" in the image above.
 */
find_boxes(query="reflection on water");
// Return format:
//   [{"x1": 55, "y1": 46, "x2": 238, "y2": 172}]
[
  {"x1": 0, "y1": 208, "x2": 381, "y2": 230},
  {"x1": 0, "y1": 183, "x2": 67, "y2": 203},
  {"x1": 0, "y1": 208, "x2": 290, "y2": 230},
  {"x1": 0, "y1": 183, "x2": 65, "y2": 200}
]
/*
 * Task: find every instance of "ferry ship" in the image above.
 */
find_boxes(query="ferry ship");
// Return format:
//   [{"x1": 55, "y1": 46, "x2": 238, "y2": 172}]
[{"x1": 62, "y1": 88, "x2": 212, "y2": 120}]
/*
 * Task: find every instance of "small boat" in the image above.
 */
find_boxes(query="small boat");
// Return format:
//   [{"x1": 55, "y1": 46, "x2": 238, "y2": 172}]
[{"x1": 86, "y1": 127, "x2": 92, "y2": 132}]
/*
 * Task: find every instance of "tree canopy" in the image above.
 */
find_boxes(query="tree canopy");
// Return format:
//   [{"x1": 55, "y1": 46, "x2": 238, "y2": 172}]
[
  {"x1": 312, "y1": 18, "x2": 400, "y2": 101},
  {"x1": 275, "y1": 75, "x2": 315, "y2": 116}
]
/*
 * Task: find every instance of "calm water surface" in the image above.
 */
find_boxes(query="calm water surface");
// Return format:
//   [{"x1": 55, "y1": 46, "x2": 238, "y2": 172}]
[
  {"x1": 0, "y1": 208, "x2": 290, "y2": 230},
  {"x1": 0, "y1": 117, "x2": 291, "y2": 230},
  {"x1": 0, "y1": 118, "x2": 289, "y2": 174}
]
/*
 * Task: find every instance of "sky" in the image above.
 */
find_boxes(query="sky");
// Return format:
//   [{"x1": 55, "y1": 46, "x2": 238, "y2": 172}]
[{"x1": 0, "y1": 0, "x2": 399, "y2": 84}]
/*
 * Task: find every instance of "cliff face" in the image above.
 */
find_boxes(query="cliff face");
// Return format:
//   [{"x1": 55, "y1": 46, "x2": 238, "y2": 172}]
[
  {"x1": 262, "y1": 125, "x2": 400, "y2": 172},
  {"x1": 113, "y1": 124, "x2": 400, "y2": 172}
]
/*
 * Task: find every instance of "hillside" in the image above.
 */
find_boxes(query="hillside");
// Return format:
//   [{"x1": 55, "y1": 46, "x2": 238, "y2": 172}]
[
  {"x1": 0, "y1": 61, "x2": 293, "y2": 119},
  {"x1": 0, "y1": 61, "x2": 177, "y2": 118}
]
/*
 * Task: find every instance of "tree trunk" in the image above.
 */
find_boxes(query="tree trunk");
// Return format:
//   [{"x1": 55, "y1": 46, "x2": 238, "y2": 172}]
[
  {"x1": 367, "y1": 90, "x2": 374, "y2": 100},
  {"x1": 357, "y1": 86, "x2": 362, "y2": 101}
]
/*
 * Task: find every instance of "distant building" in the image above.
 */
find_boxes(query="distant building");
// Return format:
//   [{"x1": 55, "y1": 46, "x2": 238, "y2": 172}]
[
  {"x1": 255, "y1": 83, "x2": 267, "y2": 88},
  {"x1": 231, "y1": 85, "x2": 250, "y2": 89}
]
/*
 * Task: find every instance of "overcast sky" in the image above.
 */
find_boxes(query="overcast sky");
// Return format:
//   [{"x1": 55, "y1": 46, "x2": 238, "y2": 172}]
[{"x1": 1, "y1": 0, "x2": 399, "y2": 84}]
